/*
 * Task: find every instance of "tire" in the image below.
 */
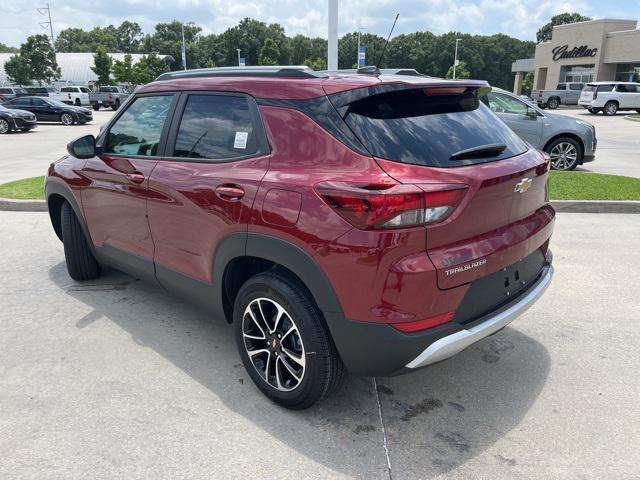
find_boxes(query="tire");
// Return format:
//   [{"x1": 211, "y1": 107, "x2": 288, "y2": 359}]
[
  {"x1": 234, "y1": 271, "x2": 345, "y2": 409},
  {"x1": 74, "y1": 98, "x2": 81, "y2": 106},
  {"x1": 0, "y1": 118, "x2": 10, "y2": 134},
  {"x1": 546, "y1": 137, "x2": 582, "y2": 171},
  {"x1": 587, "y1": 107, "x2": 600, "y2": 114},
  {"x1": 603, "y1": 101, "x2": 618, "y2": 116},
  {"x1": 61, "y1": 202, "x2": 101, "y2": 281},
  {"x1": 60, "y1": 113, "x2": 75, "y2": 126},
  {"x1": 92, "y1": 104, "x2": 100, "y2": 111},
  {"x1": 547, "y1": 97, "x2": 560, "y2": 110},
  {"x1": 112, "y1": 100, "x2": 120, "y2": 111}
]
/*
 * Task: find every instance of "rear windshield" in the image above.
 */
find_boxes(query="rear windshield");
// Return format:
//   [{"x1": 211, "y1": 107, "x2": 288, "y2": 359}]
[
  {"x1": 344, "y1": 88, "x2": 528, "y2": 167},
  {"x1": 100, "y1": 87, "x2": 118, "y2": 92}
]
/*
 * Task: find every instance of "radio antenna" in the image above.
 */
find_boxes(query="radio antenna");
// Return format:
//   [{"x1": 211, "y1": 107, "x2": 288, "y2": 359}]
[{"x1": 376, "y1": 13, "x2": 399, "y2": 69}]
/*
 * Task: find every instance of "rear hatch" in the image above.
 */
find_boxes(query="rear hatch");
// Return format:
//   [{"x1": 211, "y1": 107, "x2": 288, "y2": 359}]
[
  {"x1": 336, "y1": 82, "x2": 554, "y2": 289},
  {"x1": 580, "y1": 84, "x2": 597, "y2": 104}
]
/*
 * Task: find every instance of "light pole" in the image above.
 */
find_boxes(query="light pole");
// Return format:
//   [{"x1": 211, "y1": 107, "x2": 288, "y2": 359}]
[
  {"x1": 328, "y1": 0, "x2": 338, "y2": 71},
  {"x1": 357, "y1": 27, "x2": 366, "y2": 67},
  {"x1": 181, "y1": 23, "x2": 187, "y2": 70},
  {"x1": 453, "y1": 38, "x2": 461, "y2": 79}
]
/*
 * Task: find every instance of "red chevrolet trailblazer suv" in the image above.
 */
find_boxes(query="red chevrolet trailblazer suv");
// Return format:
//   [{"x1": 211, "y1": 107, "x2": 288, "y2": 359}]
[{"x1": 45, "y1": 66, "x2": 555, "y2": 409}]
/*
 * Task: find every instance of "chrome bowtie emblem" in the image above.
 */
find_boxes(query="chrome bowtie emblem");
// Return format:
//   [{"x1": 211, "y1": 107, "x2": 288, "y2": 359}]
[{"x1": 514, "y1": 177, "x2": 533, "y2": 194}]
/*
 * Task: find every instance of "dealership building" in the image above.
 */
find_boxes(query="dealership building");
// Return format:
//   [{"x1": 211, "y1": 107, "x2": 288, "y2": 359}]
[{"x1": 513, "y1": 18, "x2": 640, "y2": 94}]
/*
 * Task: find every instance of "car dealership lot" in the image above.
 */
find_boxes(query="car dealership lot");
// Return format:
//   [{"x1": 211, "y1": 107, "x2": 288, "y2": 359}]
[
  {"x1": 1, "y1": 211, "x2": 638, "y2": 479},
  {"x1": 555, "y1": 107, "x2": 640, "y2": 178},
  {"x1": 0, "y1": 110, "x2": 114, "y2": 184}
]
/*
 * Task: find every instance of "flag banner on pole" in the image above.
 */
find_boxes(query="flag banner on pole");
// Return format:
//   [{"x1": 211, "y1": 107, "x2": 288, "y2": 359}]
[
  {"x1": 239, "y1": 58, "x2": 246, "y2": 67},
  {"x1": 358, "y1": 46, "x2": 366, "y2": 67}
]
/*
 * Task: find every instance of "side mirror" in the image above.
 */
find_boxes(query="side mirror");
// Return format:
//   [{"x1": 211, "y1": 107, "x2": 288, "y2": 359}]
[
  {"x1": 67, "y1": 135, "x2": 96, "y2": 159},
  {"x1": 526, "y1": 107, "x2": 538, "y2": 120}
]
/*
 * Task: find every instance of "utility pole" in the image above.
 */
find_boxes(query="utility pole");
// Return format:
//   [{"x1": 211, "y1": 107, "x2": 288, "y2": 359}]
[
  {"x1": 327, "y1": 0, "x2": 338, "y2": 71},
  {"x1": 453, "y1": 38, "x2": 461, "y2": 79},
  {"x1": 37, "y1": 3, "x2": 55, "y2": 52}
]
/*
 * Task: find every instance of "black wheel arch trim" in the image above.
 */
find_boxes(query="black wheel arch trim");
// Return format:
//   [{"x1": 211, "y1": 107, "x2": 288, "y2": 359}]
[{"x1": 45, "y1": 181, "x2": 87, "y2": 239}]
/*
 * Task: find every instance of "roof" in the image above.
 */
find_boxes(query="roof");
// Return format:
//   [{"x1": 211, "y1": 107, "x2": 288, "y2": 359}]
[
  {"x1": 0, "y1": 52, "x2": 153, "y2": 86},
  {"x1": 586, "y1": 81, "x2": 640, "y2": 85},
  {"x1": 141, "y1": 66, "x2": 488, "y2": 100}
]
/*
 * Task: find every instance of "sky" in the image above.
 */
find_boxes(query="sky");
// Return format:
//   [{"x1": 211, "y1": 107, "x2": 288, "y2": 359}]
[{"x1": 1, "y1": 0, "x2": 639, "y2": 47}]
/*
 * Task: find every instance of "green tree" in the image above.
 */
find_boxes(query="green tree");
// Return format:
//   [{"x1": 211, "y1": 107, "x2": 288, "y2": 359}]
[
  {"x1": 446, "y1": 60, "x2": 470, "y2": 79},
  {"x1": 133, "y1": 53, "x2": 170, "y2": 84},
  {"x1": 4, "y1": 55, "x2": 31, "y2": 85},
  {"x1": 0, "y1": 42, "x2": 18, "y2": 53},
  {"x1": 8, "y1": 35, "x2": 60, "y2": 85},
  {"x1": 91, "y1": 46, "x2": 112, "y2": 85},
  {"x1": 117, "y1": 21, "x2": 143, "y2": 53},
  {"x1": 536, "y1": 13, "x2": 591, "y2": 43},
  {"x1": 112, "y1": 54, "x2": 136, "y2": 84},
  {"x1": 142, "y1": 21, "x2": 202, "y2": 71},
  {"x1": 259, "y1": 38, "x2": 280, "y2": 65},
  {"x1": 521, "y1": 71, "x2": 534, "y2": 96},
  {"x1": 304, "y1": 57, "x2": 327, "y2": 71}
]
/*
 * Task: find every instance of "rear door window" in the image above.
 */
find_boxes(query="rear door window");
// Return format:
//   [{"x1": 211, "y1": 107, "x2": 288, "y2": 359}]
[
  {"x1": 569, "y1": 83, "x2": 584, "y2": 91},
  {"x1": 172, "y1": 94, "x2": 265, "y2": 160},
  {"x1": 486, "y1": 92, "x2": 528, "y2": 115},
  {"x1": 344, "y1": 88, "x2": 528, "y2": 167},
  {"x1": 105, "y1": 95, "x2": 173, "y2": 157},
  {"x1": 597, "y1": 84, "x2": 615, "y2": 93}
]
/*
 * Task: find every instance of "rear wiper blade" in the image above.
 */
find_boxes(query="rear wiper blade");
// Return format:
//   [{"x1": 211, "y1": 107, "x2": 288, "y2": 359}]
[{"x1": 449, "y1": 143, "x2": 507, "y2": 161}]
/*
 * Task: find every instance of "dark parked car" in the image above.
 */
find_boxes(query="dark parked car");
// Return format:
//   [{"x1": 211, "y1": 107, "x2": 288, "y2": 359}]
[
  {"x1": 2, "y1": 96, "x2": 93, "y2": 125},
  {"x1": 0, "y1": 104, "x2": 37, "y2": 134},
  {"x1": 24, "y1": 86, "x2": 58, "y2": 97},
  {"x1": 45, "y1": 67, "x2": 555, "y2": 409}
]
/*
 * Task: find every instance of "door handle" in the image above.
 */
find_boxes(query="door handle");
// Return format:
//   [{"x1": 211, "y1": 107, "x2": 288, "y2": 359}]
[
  {"x1": 126, "y1": 172, "x2": 145, "y2": 184},
  {"x1": 215, "y1": 185, "x2": 245, "y2": 201}
]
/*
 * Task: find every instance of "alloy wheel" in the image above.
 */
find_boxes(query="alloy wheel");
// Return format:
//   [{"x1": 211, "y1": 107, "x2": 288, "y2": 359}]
[
  {"x1": 0, "y1": 119, "x2": 9, "y2": 134},
  {"x1": 605, "y1": 103, "x2": 618, "y2": 116},
  {"x1": 550, "y1": 142, "x2": 578, "y2": 170},
  {"x1": 242, "y1": 297, "x2": 306, "y2": 392},
  {"x1": 61, "y1": 113, "x2": 74, "y2": 126}
]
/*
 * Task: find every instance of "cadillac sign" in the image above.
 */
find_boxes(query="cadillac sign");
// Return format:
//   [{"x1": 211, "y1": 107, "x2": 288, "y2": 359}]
[{"x1": 552, "y1": 44, "x2": 598, "y2": 61}]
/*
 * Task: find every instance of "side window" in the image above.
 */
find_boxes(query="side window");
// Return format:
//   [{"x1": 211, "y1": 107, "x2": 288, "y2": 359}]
[
  {"x1": 105, "y1": 95, "x2": 173, "y2": 157},
  {"x1": 172, "y1": 94, "x2": 263, "y2": 160},
  {"x1": 31, "y1": 98, "x2": 46, "y2": 106},
  {"x1": 487, "y1": 92, "x2": 528, "y2": 115},
  {"x1": 61, "y1": 87, "x2": 71, "y2": 93},
  {"x1": 13, "y1": 98, "x2": 31, "y2": 106},
  {"x1": 598, "y1": 84, "x2": 614, "y2": 93},
  {"x1": 569, "y1": 84, "x2": 583, "y2": 91},
  {"x1": 80, "y1": 87, "x2": 91, "y2": 93},
  {"x1": 0, "y1": 88, "x2": 11, "y2": 94},
  {"x1": 556, "y1": 83, "x2": 566, "y2": 90}
]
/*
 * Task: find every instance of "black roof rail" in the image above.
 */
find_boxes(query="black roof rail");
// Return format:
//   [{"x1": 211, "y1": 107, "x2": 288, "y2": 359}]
[
  {"x1": 155, "y1": 66, "x2": 327, "y2": 82},
  {"x1": 324, "y1": 68, "x2": 430, "y2": 77}
]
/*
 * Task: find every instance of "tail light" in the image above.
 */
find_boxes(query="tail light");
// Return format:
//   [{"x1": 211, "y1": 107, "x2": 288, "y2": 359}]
[
  {"x1": 108, "y1": 94, "x2": 113, "y2": 100},
  {"x1": 593, "y1": 90, "x2": 598, "y2": 100},
  {"x1": 538, "y1": 91, "x2": 543, "y2": 97},
  {"x1": 315, "y1": 182, "x2": 467, "y2": 230}
]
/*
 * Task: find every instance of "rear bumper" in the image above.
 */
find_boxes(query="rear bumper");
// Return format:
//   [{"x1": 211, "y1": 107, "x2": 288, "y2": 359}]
[
  {"x1": 405, "y1": 263, "x2": 553, "y2": 369},
  {"x1": 325, "y1": 253, "x2": 554, "y2": 376}
]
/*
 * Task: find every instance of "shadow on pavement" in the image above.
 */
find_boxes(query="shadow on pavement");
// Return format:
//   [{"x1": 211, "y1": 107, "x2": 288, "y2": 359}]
[{"x1": 49, "y1": 262, "x2": 550, "y2": 478}]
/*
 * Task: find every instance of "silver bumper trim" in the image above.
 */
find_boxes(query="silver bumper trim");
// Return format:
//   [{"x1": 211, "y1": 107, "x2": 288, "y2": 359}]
[{"x1": 405, "y1": 265, "x2": 554, "y2": 369}]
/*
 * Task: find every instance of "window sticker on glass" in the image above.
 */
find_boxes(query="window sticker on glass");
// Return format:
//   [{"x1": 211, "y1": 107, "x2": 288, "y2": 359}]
[{"x1": 234, "y1": 131, "x2": 249, "y2": 149}]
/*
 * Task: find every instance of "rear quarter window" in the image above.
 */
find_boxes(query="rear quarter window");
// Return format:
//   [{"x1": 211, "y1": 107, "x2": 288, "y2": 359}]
[
  {"x1": 597, "y1": 84, "x2": 615, "y2": 92},
  {"x1": 344, "y1": 88, "x2": 528, "y2": 168}
]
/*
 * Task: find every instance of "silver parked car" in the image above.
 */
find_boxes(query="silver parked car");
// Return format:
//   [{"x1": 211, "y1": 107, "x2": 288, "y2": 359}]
[{"x1": 481, "y1": 88, "x2": 596, "y2": 170}]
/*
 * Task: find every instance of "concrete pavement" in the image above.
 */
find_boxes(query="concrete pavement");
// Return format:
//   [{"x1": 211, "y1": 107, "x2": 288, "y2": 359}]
[
  {"x1": 0, "y1": 110, "x2": 114, "y2": 184},
  {"x1": 553, "y1": 107, "x2": 640, "y2": 178},
  {"x1": 1, "y1": 211, "x2": 639, "y2": 479}
]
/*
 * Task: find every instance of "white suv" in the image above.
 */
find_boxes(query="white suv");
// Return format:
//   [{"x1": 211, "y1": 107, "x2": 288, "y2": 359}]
[{"x1": 579, "y1": 82, "x2": 640, "y2": 116}]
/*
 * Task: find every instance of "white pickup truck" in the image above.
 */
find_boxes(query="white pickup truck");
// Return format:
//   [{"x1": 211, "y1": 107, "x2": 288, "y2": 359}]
[{"x1": 52, "y1": 86, "x2": 92, "y2": 106}]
